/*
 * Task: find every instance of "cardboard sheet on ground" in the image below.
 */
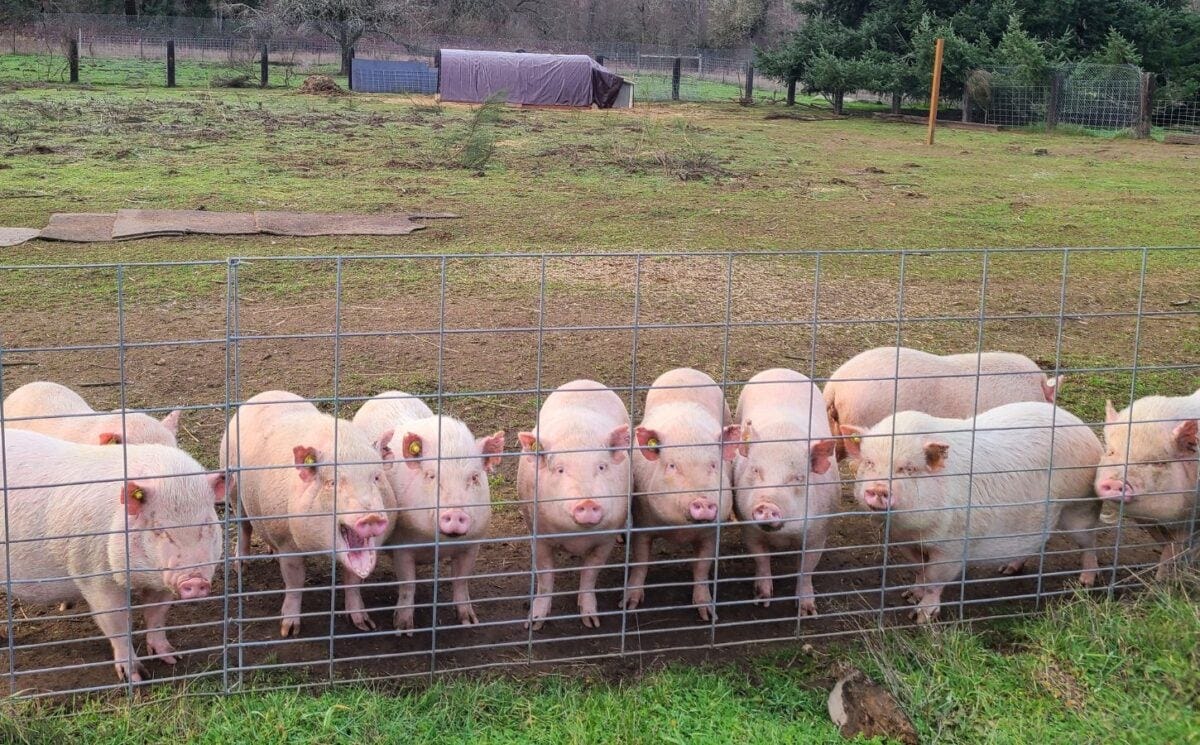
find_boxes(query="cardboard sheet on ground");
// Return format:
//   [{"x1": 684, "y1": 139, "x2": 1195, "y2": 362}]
[
  {"x1": 254, "y1": 211, "x2": 423, "y2": 236},
  {"x1": 38, "y1": 213, "x2": 118, "y2": 243},
  {"x1": 0, "y1": 228, "x2": 40, "y2": 247},
  {"x1": 112, "y1": 209, "x2": 259, "y2": 239}
]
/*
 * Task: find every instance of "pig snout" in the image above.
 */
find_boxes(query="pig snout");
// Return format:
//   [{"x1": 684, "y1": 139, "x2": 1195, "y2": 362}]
[
  {"x1": 438, "y1": 509, "x2": 472, "y2": 536},
  {"x1": 688, "y1": 498, "x2": 718, "y2": 524},
  {"x1": 354, "y1": 513, "x2": 389, "y2": 539},
  {"x1": 1096, "y1": 478, "x2": 1135, "y2": 502},
  {"x1": 862, "y1": 483, "x2": 893, "y2": 511},
  {"x1": 571, "y1": 499, "x2": 604, "y2": 526},
  {"x1": 751, "y1": 502, "x2": 784, "y2": 532},
  {"x1": 177, "y1": 577, "x2": 211, "y2": 600}
]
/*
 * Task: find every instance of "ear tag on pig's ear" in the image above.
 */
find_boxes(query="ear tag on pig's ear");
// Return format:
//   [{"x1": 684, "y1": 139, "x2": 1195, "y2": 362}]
[
  {"x1": 850, "y1": 435, "x2": 862, "y2": 445},
  {"x1": 408, "y1": 440, "x2": 422, "y2": 456},
  {"x1": 131, "y1": 488, "x2": 145, "y2": 502},
  {"x1": 304, "y1": 454, "x2": 316, "y2": 465},
  {"x1": 646, "y1": 437, "x2": 658, "y2": 448}
]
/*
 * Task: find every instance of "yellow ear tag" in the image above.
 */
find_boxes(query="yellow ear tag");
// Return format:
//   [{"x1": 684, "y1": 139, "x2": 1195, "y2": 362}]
[
  {"x1": 646, "y1": 437, "x2": 659, "y2": 448},
  {"x1": 304, "y1": 454, "x2": 316, "y2": 465},
  {"x1": 131, "y1": 488, "x2": 145, "y2": 502},
  {"x1": 409, "y1": 441, "x2": 422, "y2": 456},
  {"x1": 850, "y1": 436, "x2": 862, "y2": 445}
]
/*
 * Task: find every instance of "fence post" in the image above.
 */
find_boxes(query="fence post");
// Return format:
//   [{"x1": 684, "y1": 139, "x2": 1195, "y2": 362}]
[
  {"x1": 786, "y1": 78, "x2": 796, "y2": 106},
  {"x1": 742, "y1": 63, "x2": 754, "y2": 103},
  {"x1": 961, "y1": 88, "x2": 970, "y2": 122},
  {"x1": 594, "y1": 54, "x2": 605, "y2": 66},
  {"x1": 1135, "y1": 71, "x2": 1155, "y2": 138},
  {"x1": 260, "y1": 43, "x2": 268, "y2": 88},
  {"x1": 166, "y1": 40, "x2": 175, "y2": 88},
  {"x1": 347, "y1": 46, "x2": 355, "y2": 91},
  {"x1": 926, "y1": 37, "x2": 945, "y2": 146},
  {"x1": 68, "y1": 39, "x2": 79, "y2": 83},
  {"x1": 1046, "y1": 69, "x2": 1063, "y2": 130},
  {"x1": 671, "y1": 56, "x2": 681, "y2": 100}
]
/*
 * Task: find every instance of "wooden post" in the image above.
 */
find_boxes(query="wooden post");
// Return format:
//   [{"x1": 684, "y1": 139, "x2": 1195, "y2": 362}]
[
  {"x1": 786, "y1": 78, "x2": 796, "y2": 106},
  {"x1": 260, "y1": 43, "x2": 268, "y2": 88},
  {"x1": 671, "y1": 56, "x2": 681, "y2": 100},
  {"x1": 166, "y1": 39, "x2": 175, "y2": 88},
  {"x1": 1135, "y1": 71, "x2": 1155, "y2": 139},
  {"x1": 743, "y1": 63, "x2": 754, "y2": 103},
  {"x1": 925, "y1": 37, "x2": 945, "y2": 146},
  {"x1": 68, "y1": 39, "x2": 79, "y2": 83},
  {"x1": 1046, "y1": 69, "x2": 1063, "y2": 130},
  {"x1": 961, "y1": 88, "x2": 970, "y2": 122}
]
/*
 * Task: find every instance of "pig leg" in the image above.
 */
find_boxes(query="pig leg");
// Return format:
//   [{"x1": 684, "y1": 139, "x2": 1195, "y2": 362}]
[
  {"x1": 1057, "y1": 501, "x2": 1100, "y2": 587},
  {"x1": 896, "y1": 543, "x2": 927, "y2": 605},
  {"x1": 277, "y1": 555, "x2": 305, "y2": 638},
  {"x1": 1154, "y1": 527, "x2": 1189, "y2": 580},
  {"x1": 527, "y1": 539, "x2": 556, "y2": 631},
  {"x1": 998, "y1": 556, "x2": 1032, "y2": 576},
  {"x1": 620, "y1": 530, "x2": 653, "y2": 611},
  {"x1": 141, "y1": 588, "x2": 179, "y2": 665},
  {"x1": 578, "y1": 538, "x2": 614, "y2": 628},
  {"x1": 746, "y1": 530, "x2": 774, "y2": 607},
  {"x1": 81, "y1": 583, "x2": 146, "y2": 683},
  {"x1": 691, "y1": 531, "x2": 717, "y2": 622},
  {"x1": 392, "y1": 549, "x2": 418, "y2": 636},
  {"x1": 450, "y1": 545, "x2": 480, "y2": 626},
  {"x1": 796, "y1": 531, "x2": 826, "y2": 618},
  {"x1": 911, "y1": 555, "x2": 959, "y2": 624},
  {"x1": 233, "y1": 506, "x2": 253, "y2": 575},
  {"x1": 341, "y1": 566, "x2": 376, "y2": 631}
]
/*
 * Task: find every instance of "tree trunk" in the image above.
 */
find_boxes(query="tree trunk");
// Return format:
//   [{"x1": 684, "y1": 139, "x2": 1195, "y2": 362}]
[
  {"x1": 786, "y1": 78, "x2": 796, "y2": 106},
  {"x1": 891, "y1": 91, "x2": 901, "y2": 114},
  {"x1": 124, "y1": 0, "x2": 137, "y2": 16},
  {"x1": 833, "y1": 90, "x2": 844, "y2": 115}
]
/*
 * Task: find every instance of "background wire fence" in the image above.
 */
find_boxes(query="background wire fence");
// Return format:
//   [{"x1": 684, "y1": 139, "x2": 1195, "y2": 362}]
[{"x1": 1, "y1": 247, "x2": 1198, "y2": 700}]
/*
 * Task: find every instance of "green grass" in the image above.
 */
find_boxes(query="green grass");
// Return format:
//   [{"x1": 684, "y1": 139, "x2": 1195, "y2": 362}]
[
  {"x1": 0, "y1": 52, "x2": 344, "y2": 89},
  {"x1": 0, "y1": 585, "x2": 1195, "y2": 743}
]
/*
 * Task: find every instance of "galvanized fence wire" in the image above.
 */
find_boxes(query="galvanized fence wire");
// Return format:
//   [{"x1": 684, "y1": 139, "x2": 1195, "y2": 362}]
[{"x1": 0, "y1": 247, "x2": 1198, "y2": 699}]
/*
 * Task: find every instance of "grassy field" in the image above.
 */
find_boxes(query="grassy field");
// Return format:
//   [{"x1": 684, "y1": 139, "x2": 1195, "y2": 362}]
[
  {"x1": 0, "y1": 584, "x2": 1195, "y2": 743},
  {"x1": 0, "y1": 74, "x2": 1198, "y2": 742}
]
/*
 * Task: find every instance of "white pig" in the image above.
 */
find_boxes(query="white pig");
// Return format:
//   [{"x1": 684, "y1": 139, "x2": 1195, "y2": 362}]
[
  {"x1": 733, "y1": 369, "x2": 839, "y2": 615},
  {"x1": 625, "y1": 368, "x2": 741, "y2": 621},
  {"x1": 353, "y1": 391, "x2": 504, "y2": 635},
  {"x1": 220, "y1": 390, "x2": 394, "y2": 637},
  {"x1": 1096, "y1": 389, "x2": 1200, "y2": 578},
  {"x1": 0, "y1": 429, "x2": 224, "y2": 682},
  {"x1": 3, "y1": 381, "x2": 181, "y2": 447},
  {"x1": 842, "y1": 401, "x2": 1102, "y2": 623},
  {"x1": 824, "y1": 348, "x2": 1060, "y2": 448},
  {"x1": 517, "y1": 380, "x2": 631, "y2": 630}
]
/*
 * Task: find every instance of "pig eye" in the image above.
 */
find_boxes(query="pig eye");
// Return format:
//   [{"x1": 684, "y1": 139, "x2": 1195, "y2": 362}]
[
  {"x1": 554, "y1": 466, "x2": 565, "y2": 476},
  {"x1": 667, "y1": 462, "x2": 677, "y2": 471},
  {"x1": 708, "y1": 462, "x2": 718, "y2": 471},
  {"x1": 373, "y1": 473, "x2": 382, "y2": 484},
  {"x1": 597, "y1": 463, "x2": 607, "y2": 472},
  {"x1": 425, "y1": 470, "x2": 437, "y2": 482},
  {"x1": 470, "y1": 473, "x2": 482, "y2": 486}
]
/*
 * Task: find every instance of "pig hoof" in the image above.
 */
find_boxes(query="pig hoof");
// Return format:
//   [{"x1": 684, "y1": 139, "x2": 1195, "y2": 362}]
[
  {"x1": 696, "y1": 605, "x2": 716, "y2": 622},
  {"x1": 525, "y1": 616, "x2": 545, "y2": 631},
  {"x1": 351, "y1": 613, "x2": 376, "y2": 632},
  {"x1": 580, "y1": 612, "x2": 600, "y2": 629},
  {"x1": 900, "y1": 589, "x2": 921, "y2": 605},
  {"x1": 620, "y1": 591, "x2": 643, "y2": 611},
  {"x1": 998, "y1": 561, "x2": 1025, "y2": 576},
  {"x1": 798, "y1": 602, "x2": 818, "y2": 618},
  {"x1": 117, "y1": 661, "x2": 149, "y2": 683},
  {"x1": 147, "y1": 638, "x2": 179, "y2": 665},
  {"x1": 1077, "y1": 573, "x2": 1097, "y2": 588},
  {"x1": 394, "y1": 611, "x2": 415, "y2": 637},
  {"x1": 458, "y1": 608, "x2": 479, "y2": 626},
  {"x1": 754, "y1": 593, "x2": 772, "y2": 608},
  {"x1": 280, "y1": 618, "x2": 301, "y2": 638}
]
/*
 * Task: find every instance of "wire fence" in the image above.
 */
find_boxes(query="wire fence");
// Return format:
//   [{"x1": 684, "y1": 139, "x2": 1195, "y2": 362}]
[
  {"x1": 2, "y1": 14, "x2": 776, "y2": 101},
  {"x1": 1, "y1": 247, "x2": 1199, "y2": 699},
  {"x1": 967, "y1": 63, "x2": 1200, "y2": 138}
]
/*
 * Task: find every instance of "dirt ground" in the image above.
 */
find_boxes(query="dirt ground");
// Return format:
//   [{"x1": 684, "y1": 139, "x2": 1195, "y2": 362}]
[{"x1": 0, "y1": 252, "x2": 1193, "y2": 695}]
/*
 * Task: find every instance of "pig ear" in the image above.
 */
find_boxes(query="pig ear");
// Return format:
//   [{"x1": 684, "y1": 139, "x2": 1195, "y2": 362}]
[
  {"x1": 923, "y1": 441, "x2": 950, "y2": 472},
  {"x1": 293, "y1": 445, "x2": 319, "y2": 482},
  {"x1": 478, "y1": 430, "x2": 505, "y2": 473},
  {"x1": 607, "y1": 424, "x2": 631, "y2": 464},
  {"x1": 1105, "y1": 400, "x2": 1120, "y2": 424},
  {"x1": 1042, "y1": 376, "x2": 1061, "y2": 403},
  {"x1": 809, "y1": 439, "x2": 837, "y2": 475},
  {"x1": 161, "y1": 409, "x2": 182, "y2": 434},
  {"x1": 401, "y1": 432, "x2": 424, "y2": 470},
  {"x1": 720, "y1": 424, "x2": 742, "y2": 462},
  {"x1": 840, "y1": 425, "x2": 865, "y2": 460},
  {"x1": 738, "y1": 421, "x2": 754, "y2": 458},
  {"x1": 1173, "y1": 420, "x2": 1198, "y2": 455},
  {"x1": 121, "y1": 481, "x2": 147, "y2": 518},
  {"x1": 99, "y1": 432, "x2": 122, "y2": 446},
  {"x1": 208, "y1": 472, "x2": 227, "y2": 503},
  {"x1": 635, "y1": 426, "x2": 661, "y2": 461},
  {"x1": 375, "y1": 429, "x2": 395, "y2": 471}
]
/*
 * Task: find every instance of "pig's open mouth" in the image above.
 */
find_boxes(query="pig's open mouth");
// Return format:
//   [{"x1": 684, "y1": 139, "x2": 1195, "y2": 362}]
[{"x1": 338, "y1": 524, "x2": 378, "y2": 579}]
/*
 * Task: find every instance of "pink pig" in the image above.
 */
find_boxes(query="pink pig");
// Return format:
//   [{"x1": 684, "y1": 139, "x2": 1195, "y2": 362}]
[{"x1": 3, "y1": 381, "x2": 180, "y2": 447}]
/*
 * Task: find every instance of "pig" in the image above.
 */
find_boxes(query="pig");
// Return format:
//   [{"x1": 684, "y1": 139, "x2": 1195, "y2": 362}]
[
  {"x1": 220, "y1": 390, "x2": 394, "y2": 637},
  {"x1": 824, "y1": 348, "x2": 1061, "y2": 451},
  {"x1": 3, "y1": 381, "x2": 181, "y2": 447},
  {"x1": 841, "y1": 401, "x2": 1102, "y2": 623},
  {"x1": 1095, "y1": 389, "x2": 1200, "y2": 578},
  {"x1": 353, "y1": 391, "x2": 504, "y2": 635},
  {"x1": 625, "y1": 368, "x2": 741, "y2": 621},
  {"x1": 0, "y1": 428, "x2": 224, "y2": 682},
  {"x1": 733, "y1": 369, "x2": 839, "y2": 615},
  {"x1": 517, "y1": 380, "x2": 631, "y2": 630}
]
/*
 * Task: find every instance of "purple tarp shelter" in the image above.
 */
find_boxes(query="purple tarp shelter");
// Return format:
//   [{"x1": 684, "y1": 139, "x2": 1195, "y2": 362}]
[{"x1": 438, "y1": 49, "x2": 624, "y2": 108}]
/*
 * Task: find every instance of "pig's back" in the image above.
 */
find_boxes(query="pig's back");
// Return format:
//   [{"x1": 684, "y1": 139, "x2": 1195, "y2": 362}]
[
  {"x1": 353, "y1": 391, "x2": 435, "y2": 445},
  {"x1": 971, "y1": 402, "x2": 1101, "y2": 481},
  {"x1": 542, "y1": 380, "x2": 628, "y2": 431},
  {"x1": 2, "y1": 381, "x2": 95, "y2": 438},
  {"x1": 737, "y1": 368, "x2": 828, "y2": 436},
  {"x1": 947, "y1": 352, "x2": 1048, "y2": 409},
  {"x1": 644, "y1": 368, "x2": 729, "y2": 424}
]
